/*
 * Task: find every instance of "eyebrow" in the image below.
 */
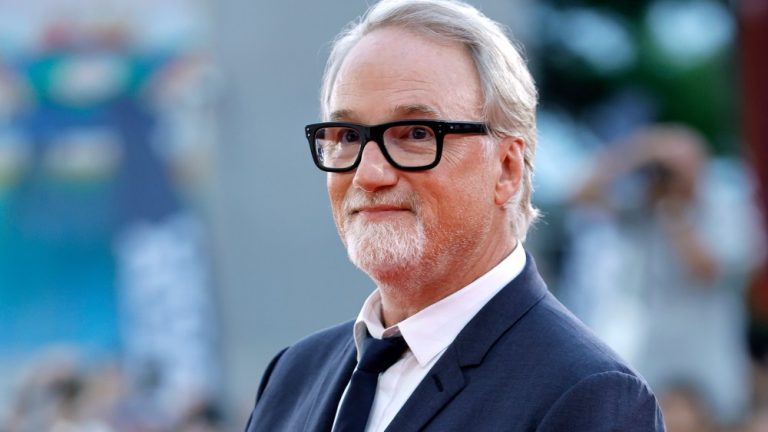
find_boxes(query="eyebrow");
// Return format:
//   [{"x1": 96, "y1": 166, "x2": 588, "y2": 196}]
[
  {"x1": 329, "y1": 109, "x2": 355, "y2": 122},
  {"x1": 329, "y1": 104, "x2": 442, "y2": 123},
  {"x1": 392, "y1": 103, "x2": 441, "y2": 119}
]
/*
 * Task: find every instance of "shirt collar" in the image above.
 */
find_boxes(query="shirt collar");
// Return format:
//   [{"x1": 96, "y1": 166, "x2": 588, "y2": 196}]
[{"x1": 353, "y1": 243, "x2": 527, "y2": 366}]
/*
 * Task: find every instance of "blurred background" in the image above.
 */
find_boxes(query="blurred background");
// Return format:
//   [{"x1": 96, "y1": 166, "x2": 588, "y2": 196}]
[{"x1": 0, "y1": 0, "x2": 766, "y2": 431}]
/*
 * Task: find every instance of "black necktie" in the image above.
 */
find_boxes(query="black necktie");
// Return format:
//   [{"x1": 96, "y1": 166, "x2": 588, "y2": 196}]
[{"x1": 332, "y1": 335, "x2": 408, "y2": 432}]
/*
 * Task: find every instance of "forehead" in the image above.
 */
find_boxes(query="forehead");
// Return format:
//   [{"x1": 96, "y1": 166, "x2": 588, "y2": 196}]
[{"x1": 329, "y1": 26, "x2": 483, "y2": 123}]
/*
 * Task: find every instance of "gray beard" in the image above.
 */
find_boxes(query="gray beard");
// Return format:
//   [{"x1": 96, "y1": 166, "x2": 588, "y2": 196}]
[{"x1": 345, "y1": 218, "x2": 425, "y2": 274}]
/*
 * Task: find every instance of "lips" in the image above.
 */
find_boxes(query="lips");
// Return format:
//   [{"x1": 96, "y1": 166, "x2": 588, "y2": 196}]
[
  {"x1": 350, "y1": 205, "x2": 413, "y2": 224},
  {"x1": 343, "y1": 190, "x2": 417, "y2": 219},
  {"x1": 352, "y1": 204, "x2": 409, "y2": 214}
]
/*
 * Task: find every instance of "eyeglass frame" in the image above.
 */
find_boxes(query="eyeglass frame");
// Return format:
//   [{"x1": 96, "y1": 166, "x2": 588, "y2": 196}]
[{"x1": 304, "y1": 119, "x2": 488, "y2": 172}]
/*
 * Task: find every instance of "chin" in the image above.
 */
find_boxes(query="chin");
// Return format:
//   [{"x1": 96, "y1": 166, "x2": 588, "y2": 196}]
[
  {"x1": 344, "y1": 220, "x2": 425, "y2": 278},
  {"x1": 347, "y1": 241, "x2": 423, "y2": 274},
  {"x1": 354, "y1": 256, "x2": 417, "y2": 280}
]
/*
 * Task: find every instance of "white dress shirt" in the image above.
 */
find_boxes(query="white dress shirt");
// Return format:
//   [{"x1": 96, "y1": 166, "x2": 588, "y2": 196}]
[{"x1": 333, "y1": 244, "x2": 527, "y2": 432}]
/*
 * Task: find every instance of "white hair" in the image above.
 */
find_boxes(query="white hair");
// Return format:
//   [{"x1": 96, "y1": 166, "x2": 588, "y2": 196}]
[{"x1": 320, "y1": 0, "x2": 540, "y2": 241}]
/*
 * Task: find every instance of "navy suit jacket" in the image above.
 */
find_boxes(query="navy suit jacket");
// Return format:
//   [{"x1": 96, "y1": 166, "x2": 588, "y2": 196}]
[{"x1": 246, "y1": 255, "x2": 665, "y2": 431}]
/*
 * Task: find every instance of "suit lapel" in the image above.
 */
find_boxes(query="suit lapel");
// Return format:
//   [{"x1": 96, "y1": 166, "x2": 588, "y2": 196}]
[
  {"x1": 303, "y1": 336, "x2": 357, "y2": 432},
  {"x1": 385, "y1": 252, "x2": 549, "y2": 432}
]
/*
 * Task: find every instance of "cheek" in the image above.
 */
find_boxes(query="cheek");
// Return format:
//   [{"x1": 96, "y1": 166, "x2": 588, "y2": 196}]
[
  {"x1": 417, "y1": 178, "x2": 477, "y2": 228},
  {"x1": 327, "y1": 173, "x2": 350, "y2": 198},
  {"x1": 327, "y1": 174, "x2": 350, "y2": 221},
  {"x1": 437, "y1": 147, "x2": 466, "y2": 170},
  {"x1": 425, "y1": 171, "x2": 495, "y2": 230}
]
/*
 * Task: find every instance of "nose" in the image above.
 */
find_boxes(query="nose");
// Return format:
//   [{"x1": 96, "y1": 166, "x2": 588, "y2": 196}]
[{"x1": 352, "y1": 141, "x2": 398, "y2": 192}]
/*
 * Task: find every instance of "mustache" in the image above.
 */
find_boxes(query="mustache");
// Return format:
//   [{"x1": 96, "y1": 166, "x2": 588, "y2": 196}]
[{"x1": 342, "y1": 189, "x2": 419, "y2": 214}]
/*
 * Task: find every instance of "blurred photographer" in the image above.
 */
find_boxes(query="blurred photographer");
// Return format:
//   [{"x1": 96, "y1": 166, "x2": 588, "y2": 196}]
[
  {"x1": 563, "y1": 124, "x2": 765, "y2": 428},
  {"x1": 575, "y1": 126, "x2": 718, "y2": 282}
]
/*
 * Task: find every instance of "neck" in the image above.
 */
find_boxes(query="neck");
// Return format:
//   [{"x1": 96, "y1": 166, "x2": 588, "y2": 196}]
[{"x1": 376, "y1": 238, "x2": 517, "y2": 328}]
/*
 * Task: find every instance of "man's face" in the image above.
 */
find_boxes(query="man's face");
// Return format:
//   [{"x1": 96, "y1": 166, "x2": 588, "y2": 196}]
[{"x1": 327, "y1": 27, "x2": 512, "y2": 287}]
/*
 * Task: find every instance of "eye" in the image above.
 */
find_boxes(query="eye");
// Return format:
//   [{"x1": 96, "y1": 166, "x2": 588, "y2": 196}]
[
  {"x1": 341, "y1": 128, "x2": 361, "y2": 144},
  {"x1": 409, "y1": 126, "x2": 430, "y2": 140}
]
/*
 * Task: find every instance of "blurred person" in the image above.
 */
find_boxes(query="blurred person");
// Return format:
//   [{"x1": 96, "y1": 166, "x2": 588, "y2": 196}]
[
  {"x1": 245, "y1": 0, "x2": 663, "y2": 431},
  {"x1": 747, "y1": 265, "x2": 768, "y2": 409},
  {"x1": 746, "y1": 409, "x2": 768, "y2": 432},
  {"x1": 565, "y1": 125, "x2": 764, "y2": 426},
  {"x1": 5, "y1": 350, "x2": 114, "y2": 432},
  {"x1": 76, "y1": 362, "x2": 127, "y2": 432},
  {"x1": 110, "y1": 361, "x2": 172, "y2": 432},
  {"x1": 175, "y1": 400, "x2": 226, "y2": 432},
  {"x1": 658, "y1": 384, "x2": 715, "y2": 432},
  {"x1": 6, "y1": 350, "x2": 79, "y2": 432}
]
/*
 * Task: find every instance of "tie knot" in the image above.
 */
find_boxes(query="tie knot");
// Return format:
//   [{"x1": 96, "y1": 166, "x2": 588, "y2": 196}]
[{"x1": 357, "y1": 335, "x2": 407, "y2": 374}]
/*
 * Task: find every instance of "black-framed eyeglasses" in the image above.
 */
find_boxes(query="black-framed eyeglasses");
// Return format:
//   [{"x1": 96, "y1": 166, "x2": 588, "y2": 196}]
[{"x1": 304, "y1": 120, "x2": 488, "y2": 172}]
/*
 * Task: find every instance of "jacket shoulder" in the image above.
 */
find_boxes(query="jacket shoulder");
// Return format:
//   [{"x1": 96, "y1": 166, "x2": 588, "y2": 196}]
[
  {"x1": 247, "y1": 320, "x2": 356, "y2": 432},
  {"x1": 505, "y1": 293, "x2": 664, "y2": 428},
  {"x1": 288, "y1": 320, "x2": 354, "y2": 354},
  {"x1": 537, "y1": 370, "x2": 666, "y2": 431},
  {"x1": 528, "y1": 293, "x2": 637, "y2": 375},
  {"x1": 266, "y1": 319, "x2": 354, "y2": 377}
]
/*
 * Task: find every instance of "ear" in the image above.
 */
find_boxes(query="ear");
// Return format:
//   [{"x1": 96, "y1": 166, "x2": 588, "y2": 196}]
[{"x1": 494, "y1": 136, "x2": 524, "y2": 206}]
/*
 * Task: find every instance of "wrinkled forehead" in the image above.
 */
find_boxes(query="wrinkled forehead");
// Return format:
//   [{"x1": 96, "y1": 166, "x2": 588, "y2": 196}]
[{"x1": 328, "y1": 27, "x2": 484, "y2": 123}]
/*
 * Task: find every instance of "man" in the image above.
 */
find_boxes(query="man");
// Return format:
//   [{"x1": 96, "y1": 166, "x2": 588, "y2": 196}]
[{"x1": 246, "y1": 0, "x2": 664, "y2": 431}]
